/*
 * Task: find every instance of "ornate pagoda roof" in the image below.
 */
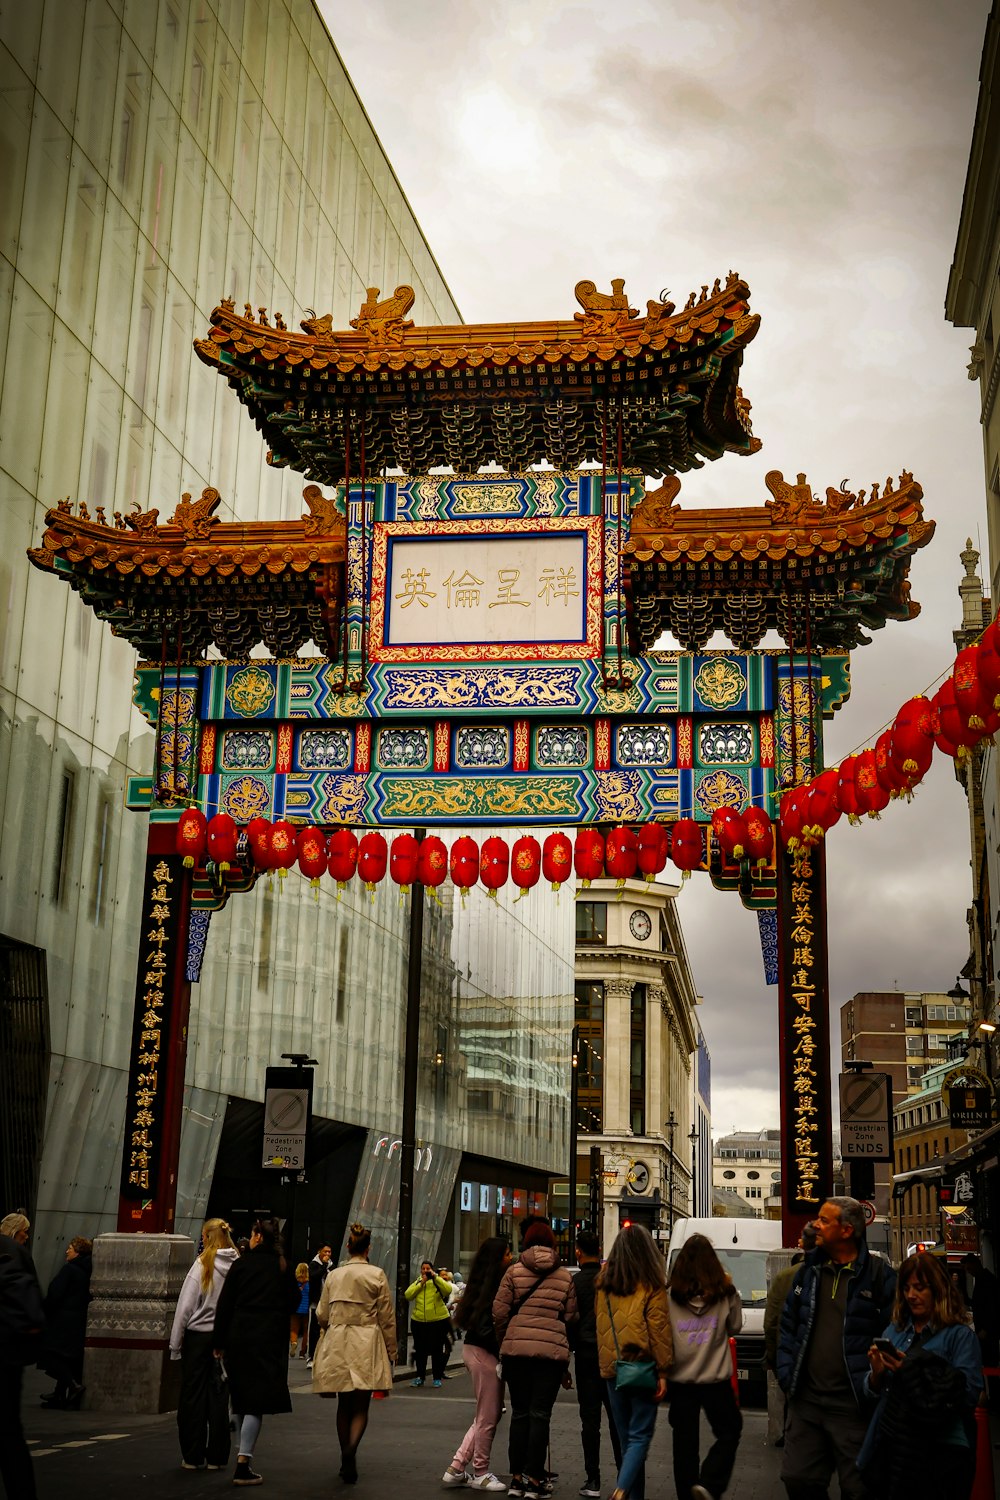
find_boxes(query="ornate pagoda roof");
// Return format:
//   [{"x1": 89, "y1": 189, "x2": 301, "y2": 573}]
[
  {"x1": 27, "y1": 487, "x2": 345, "y2": 659},
  {"x1": 626, "y1": 468, "x2": 934, "y2": 653},
  {"x1": 193, "y1": 274, "x2": 760, "y2": 481}
]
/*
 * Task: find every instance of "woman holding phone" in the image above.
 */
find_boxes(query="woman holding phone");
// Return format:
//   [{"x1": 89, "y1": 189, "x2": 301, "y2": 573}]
[{"x1": 860, "y1": 1250, "x2": 982, "y2": 1499}]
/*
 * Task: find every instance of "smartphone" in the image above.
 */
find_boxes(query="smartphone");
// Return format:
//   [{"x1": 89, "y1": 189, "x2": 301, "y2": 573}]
[{"x1": 871, "y1": 1338, "x2": 897, "y2": 1356}]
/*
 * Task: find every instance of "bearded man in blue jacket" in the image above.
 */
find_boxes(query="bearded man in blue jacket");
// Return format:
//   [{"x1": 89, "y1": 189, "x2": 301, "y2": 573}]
[{"x1": 776, "y1": 1196, "x2": 896, "y2": 1500}]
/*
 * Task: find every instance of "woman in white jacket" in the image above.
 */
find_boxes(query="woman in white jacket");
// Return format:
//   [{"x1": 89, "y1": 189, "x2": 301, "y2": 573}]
[
  {"x1": 169, "y1": 1218, "x2": 239, "y2": 1471},
  {"x1": 666, "y1": 1234, "x2": 743, "y2": 1500}
]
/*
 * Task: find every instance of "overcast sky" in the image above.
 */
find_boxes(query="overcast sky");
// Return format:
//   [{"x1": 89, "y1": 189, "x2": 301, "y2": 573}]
[{"x1": 321, "y1": 0, "x2": 993, "y2": 1135}]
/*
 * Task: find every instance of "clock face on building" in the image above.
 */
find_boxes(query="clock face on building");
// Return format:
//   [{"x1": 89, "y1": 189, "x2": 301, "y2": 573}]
[
  {"x1": 628, "y1": 1160, "x2": 651, "y2": 1193},
  {"x1": 629, "y1": 909, "x2": 652, "y2": 942}
]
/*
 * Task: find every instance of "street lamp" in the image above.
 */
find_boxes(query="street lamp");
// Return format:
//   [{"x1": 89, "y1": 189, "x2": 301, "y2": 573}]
[
  {"x1": 688, "y1": 1125, "x2": 699, "y2": 1217},
  {"x1": 664, "y1": 1112, "x2": 677, "y2": 1236}
]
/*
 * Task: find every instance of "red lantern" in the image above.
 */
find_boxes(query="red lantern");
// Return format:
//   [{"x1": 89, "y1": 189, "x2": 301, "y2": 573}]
[
  {"x1": 933, "y1": 680, "x2": 979, "y2": 760},
  {"x1": 327, "y1": 829, "x2": 359, "y2": 894},
  {"x1": 670, "y1": 818, "x2": 703, "y2": 878},
  {"x1": 805, "y1": 768, "x2": 841, "y2": 839},
  {"x1": 837, "y1": 755, "x2": 862, "y2": 823},
  {"x1": 357, "y1": 830, "x2": 387, "y2": 893},
  {"x1": 390, "y1": 833, "x2": 420, "y2": 894},
  {"x1": 176, "y1": 808, "x2": 207, "y2": 869},
  {"x1": 637, "y1": 822, "x2": 668, "y2": 882},
  {"x1": 450, "y1": 835, "x2": 479, "y2": 898},
  {"x1": 742, "y1": 807, "x2": 774, "y2": 867},
  {"x1": 297, "y1": 825, "x2": 327, "y2": 894},
  {"x1": 874, "y1": 731, "x2": 906, "y2": 798},
  {"x1": 269, "y1": 819, "x2": 298, "y2": 881},
  {"x1": 711, "y1": 806, "x2": 749, "y2": 861},
  {"x1": 778, "y1": 787, "x2": 808, "y2": 851},
  {"x1": 417, "y1": 835, "x2": 448, "y2": 893},
  {"x1": 605, "y1": 826, "x2": 638, "y2": 887},
  {"x1": 542, "y1": 832, "x2": 572, "y2": 891},
  {"x1": 953, "y1": 644, "x2": 991, "y2": 731},
  {"x1": 511, "y1": 835, "x2": 541, "y2": 899},
  {"x1": 853, "y1": 749, "x2": 890, "y2": 818},
  {"x1": 978, "y1": 618, "x2": 1000, "y2": 709},
  {"x1": 889, "y1": 696, "x2": 935, "y2": 786},
  {"x1": 574, "y1": 828, "x2": 605, "y2": 887},
  {"x1": 206, "y1": 812, "x2": 238, "y2": 871},
  {"x1": 480, "y1": 837, "x2": 509, "y2": 899},
  {"x1": 246, "y1": 815, "x2": 272, "y2": 870}
]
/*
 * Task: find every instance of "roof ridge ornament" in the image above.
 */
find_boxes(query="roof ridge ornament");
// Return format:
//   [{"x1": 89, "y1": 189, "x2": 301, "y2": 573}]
[
  {"x1": 573, "y1": 277, "x2": 639, "y2": 331},
  {"x1": 349, "y1": 284, "x2": 416, "y2": 345},
  {"x1": 172, "y1": 488, "x2": 222, "y2": 539}
]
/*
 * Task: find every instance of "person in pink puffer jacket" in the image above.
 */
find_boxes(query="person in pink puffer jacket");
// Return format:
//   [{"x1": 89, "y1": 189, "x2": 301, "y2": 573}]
[{"x1": 493, "y1": 1221, "x2": 578, "y2": 1500}]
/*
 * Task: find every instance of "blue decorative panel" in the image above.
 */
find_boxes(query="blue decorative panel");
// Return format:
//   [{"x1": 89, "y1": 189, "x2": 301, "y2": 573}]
[
  {"x1": 221, "y1": 729, "x2": 273, "y2": 770},
  {"x1": 220, "y1": 773, "x2": 272, "y2": 821},
  {"x1": 693, "y1": 767, "x2": 749, "y2": 815},
  {"x1": 298, "y1": 729, "x2": 352, "y2": 770},
  {"x1": 378, "y1": 727, "x2": 430, "y2": 769},
  {"x1": 186, "y1": 910, "x2": 212, "y2": 983},
  {"x1": 617, "y1": 723, "x2": 672, "y2": 766},
  {"x1": 758, "y1": 908, "x2": 778, "y2": 984},
  {"x1": 455, "y1": 725, "x2": 510, "y2": 769},
  {"x1": 698, "y1": 722, "x2": 754, "y2": 764},
  {"x1": 692, "y1": 656, "x2": 749, "y2": 713},
  {"x1": 536, "y1": 726, "x2": 589, "y2": 767}
]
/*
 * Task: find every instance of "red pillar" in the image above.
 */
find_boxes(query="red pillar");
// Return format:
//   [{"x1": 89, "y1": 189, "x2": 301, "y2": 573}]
[
  {"x1": 116, "y1": 823, "x2": 193, "y2": 1233},
  {"x1": 776, "y1": 842, "x2": 833, "y2": 1247}
]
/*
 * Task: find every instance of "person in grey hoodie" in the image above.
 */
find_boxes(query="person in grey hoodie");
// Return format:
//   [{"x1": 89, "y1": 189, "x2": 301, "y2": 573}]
[
  {"x1": 170, "y1": 1217, "x2": 239, "y2": 1472},
  {"x1": 666, "y1": 1233, "x2": 743, "y2": 1500}
]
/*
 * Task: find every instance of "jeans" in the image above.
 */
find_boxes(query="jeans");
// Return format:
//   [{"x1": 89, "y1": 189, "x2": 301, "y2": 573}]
[
  {"x1": 606, "y1": 1381, "x2": 658, "y2": 1500},
  {"x1": 412, "y1": 1318, "x2": 451, "y2": 1380},
  {"x1": 503, "y1": 1355, "x2": 565, "y2": 1480},
  {"x1": 575, "y1": 1351, "x2": 622, "y2": 1482},
  {"x1": 451, "y1": 1343, "x2": 504, "y2": 1475},
  {"x1": 177, "y1": 1329, "x2": 231, "y2": 1468},
  {"x1": 668, "y1": 1379, "x2": 743, "y2": 1498}
]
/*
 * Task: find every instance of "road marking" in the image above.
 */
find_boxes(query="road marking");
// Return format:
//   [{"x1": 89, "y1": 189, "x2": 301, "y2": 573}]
[{"x1": 29, "y1": 1434, "x2": 128, "y2": 1458}]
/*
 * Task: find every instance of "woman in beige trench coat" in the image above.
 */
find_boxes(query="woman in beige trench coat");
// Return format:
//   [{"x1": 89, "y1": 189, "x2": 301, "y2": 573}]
[{"x1": 312, "y1": 1222, "x2": 397, "y2": 1484}]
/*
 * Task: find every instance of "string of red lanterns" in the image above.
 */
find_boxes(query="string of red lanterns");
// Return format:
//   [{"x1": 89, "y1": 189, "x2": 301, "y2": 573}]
[{"x1": 175, "y1": 814, "x2": 764, "y2": 897}]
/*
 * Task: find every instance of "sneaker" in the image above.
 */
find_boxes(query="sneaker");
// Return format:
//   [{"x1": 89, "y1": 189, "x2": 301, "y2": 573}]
[
  {"x1": 433, "y1": 1378, "x2": 443, "y2": 1387},
  {"x1": 691, "y1": 1489, "x2": 713, "y2": 1500},
  {"x1": 305, "y1": 1360, "x2": 313, "y2": 1370},
  {"x1": 522, "y1": 1482, "x2": 548, "y2": 1500},
  {"x1": 232, "y1": 1459, "x2": 263, "y2": 1486},
  {"x1": 507, "y1": 1481, "x2": 525, "y2": 1498},
  {"x1": 442, "y1": 1468, "x2": 468, "y2": 1486},
  {"x1": 412, "y1": 1376, "x2": 425, "y2": 1386},
  {"x1": 181, "y1": 1462, "x2": 205, "y2": 1470},
  {"x1": 579, "y1": 1484, "x2": 601, "y2": 1498},
  {"x1": 468, "y1": 1476, "x2": 505, "y2": 1493}
]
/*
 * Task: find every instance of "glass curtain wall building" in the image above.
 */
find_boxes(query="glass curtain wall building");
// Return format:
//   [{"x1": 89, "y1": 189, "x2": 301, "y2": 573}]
[{"x1": 0, "y1": 0, "x2": 573, "y2": 1285}]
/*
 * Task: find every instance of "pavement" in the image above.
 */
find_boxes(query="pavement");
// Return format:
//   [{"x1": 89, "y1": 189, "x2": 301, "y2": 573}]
[
  {"x1": 22, "y1": 1354, "x2": 786, "y2": 1500},
  {"x1": 20, "y1": 1355, "x2": 1000, "y2": 1499}
]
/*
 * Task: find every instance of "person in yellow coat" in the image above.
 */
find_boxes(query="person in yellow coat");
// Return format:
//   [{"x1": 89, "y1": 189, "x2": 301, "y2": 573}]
[
  {"x1": 311, "y1": 1223, "x2": 397, "y2": 1485},
  {"x1": 404, "y1": 1260, "x2": 454, "y2": 1386}
]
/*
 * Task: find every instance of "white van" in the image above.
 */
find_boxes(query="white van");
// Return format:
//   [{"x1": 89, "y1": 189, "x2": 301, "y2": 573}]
[{"x1": 665, "y1": 1217, "x2": 782, "y2": 1405}]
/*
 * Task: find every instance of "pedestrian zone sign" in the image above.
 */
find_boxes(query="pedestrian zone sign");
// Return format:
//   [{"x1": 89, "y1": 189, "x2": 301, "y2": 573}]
[{"x1": 839, "y1": 1072, "x2": 892, "y2": 1161}]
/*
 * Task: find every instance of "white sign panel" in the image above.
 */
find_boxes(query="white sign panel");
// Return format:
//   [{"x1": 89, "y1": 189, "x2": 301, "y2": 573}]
[
  {"x1": 385, "y1": 534, "x2": 587, "y2": 647},
  {"x1": 262, "y1": 1085, "x2": 310, "y2": 1170},
  {"x1": 839, "y1": 1072, "x2": 891, "y2": 1159}
]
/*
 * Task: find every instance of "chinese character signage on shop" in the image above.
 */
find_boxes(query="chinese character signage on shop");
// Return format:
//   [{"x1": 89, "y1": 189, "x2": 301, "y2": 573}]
[
  {"x1": 119, "y1": 855, "x2": 185, "y2": 1200},
  {"x1": 777, "y1": 847, "x2": 832, "y2": 1215}
]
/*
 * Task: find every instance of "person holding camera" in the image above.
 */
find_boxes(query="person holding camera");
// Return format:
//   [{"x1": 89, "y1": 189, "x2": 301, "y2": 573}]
[{"x1": 405, "y1": 1260, "x2": 453, "y2": 1386}]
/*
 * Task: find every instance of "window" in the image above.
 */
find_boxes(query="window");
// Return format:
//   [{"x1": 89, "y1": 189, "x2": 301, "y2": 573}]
[
  {"x1": 630, "y1": 984, "x2": 646, "y2": 1136},
  {"x1": 746, "y1": 1186, "x2": 762, "y2": 1199},
  {"x1": 576, "y1": 901, "x2": 607, "y2": 944},
  {"x1": 746, "y1": 1170, "x2": 760, "y2": 1180},
  {"x1": 723, "y1": 1170, "x2": 736, "y2": 1180},
  {"x1": 575, "y1": 980, "x2": 604, "y2": 1022}
]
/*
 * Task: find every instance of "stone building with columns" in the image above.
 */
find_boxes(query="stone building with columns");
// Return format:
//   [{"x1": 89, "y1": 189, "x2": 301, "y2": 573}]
[{"x1": 574, "y1": 877, "x2": 701, "y2": 1250}]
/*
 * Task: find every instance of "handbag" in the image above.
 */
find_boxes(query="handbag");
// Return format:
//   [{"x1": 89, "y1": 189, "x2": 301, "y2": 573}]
[{"x1": 605, "y1": 1292, "x2": 657, "y2": 1392}]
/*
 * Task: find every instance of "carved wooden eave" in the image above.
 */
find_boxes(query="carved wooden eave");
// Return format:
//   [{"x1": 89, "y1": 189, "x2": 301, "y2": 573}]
[
  {"x1": 625, "y1": 469, "x2": 935, "y2": 654},
  {"x1": 26, "y1": 487, "x2": 346, "y2": 659},
  {"x1": 193, "y1": 273, "x2": 761, "y2": 482}
]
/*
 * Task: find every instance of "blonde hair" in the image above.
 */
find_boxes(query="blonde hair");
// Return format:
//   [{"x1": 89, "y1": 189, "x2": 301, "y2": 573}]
[
  {"x1": 0, "y1": 1213, "x2": 28, "y2": 1239},
  {"x1": 199, "y1": 1218, "x2": 236, "y2": 1295},
  {"x1": 295, "y1": 1262, "x2": 309, "y2": 1279}
]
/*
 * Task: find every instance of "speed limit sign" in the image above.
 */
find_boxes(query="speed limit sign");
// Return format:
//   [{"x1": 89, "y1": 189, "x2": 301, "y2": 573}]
[{"x1": 861, "y1": 1200, "x2": 876, "y2": 1227}]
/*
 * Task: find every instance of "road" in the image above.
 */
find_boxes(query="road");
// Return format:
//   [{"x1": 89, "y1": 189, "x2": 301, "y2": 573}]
[{"x1": 23, "y1": 1358, "x2": 787, "y2": 1499}]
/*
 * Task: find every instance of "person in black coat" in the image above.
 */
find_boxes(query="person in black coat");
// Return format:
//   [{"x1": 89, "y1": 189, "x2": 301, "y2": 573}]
[
  {"x1": 213, "y1": 1218, "x2": 299, "y2": 1488},
  {"x1": 0, "y1": 1211, "x2": 45, "y2": 1500},
  {"x1": 39, "y1": 1235, "x2": 92, "y2": 1409}
]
